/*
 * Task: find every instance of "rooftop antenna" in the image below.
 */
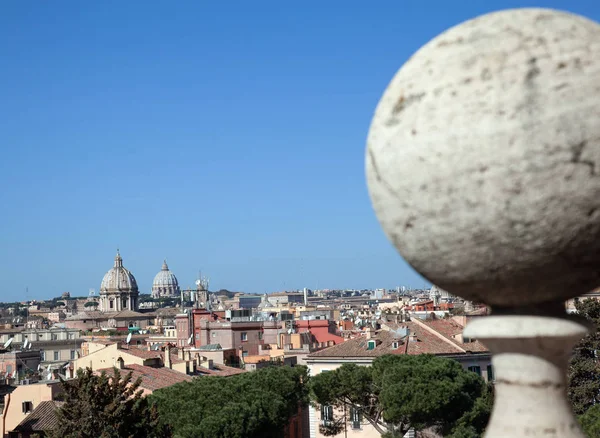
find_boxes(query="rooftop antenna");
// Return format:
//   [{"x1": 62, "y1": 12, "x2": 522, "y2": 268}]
[{"x1": 125, "y1": 332, "x2": 132, "y2": 348}]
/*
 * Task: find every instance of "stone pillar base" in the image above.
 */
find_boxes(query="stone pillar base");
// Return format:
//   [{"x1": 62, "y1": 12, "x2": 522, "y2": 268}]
[{"x1": 464, "y1": 315, "x2": 591, "y2": 437}]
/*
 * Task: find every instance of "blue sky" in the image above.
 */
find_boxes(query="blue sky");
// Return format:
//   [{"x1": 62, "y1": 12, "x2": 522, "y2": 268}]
[{"x1": 1, "y1": 1, "x2": 598, "y2": 301}]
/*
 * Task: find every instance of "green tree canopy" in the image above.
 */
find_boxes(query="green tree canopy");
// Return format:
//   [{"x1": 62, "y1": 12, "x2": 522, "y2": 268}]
[
  {"x1": 310, "y1": 354, "x2": 491, "y2": 437},
  {"x1": 568, "y1": 298, "x2": 600, "y2": 415},
  {"x1": 49, "y1": 367, "x2": 167, "y2": 438},
  {"x1": 84, "y1": 301, "x2": 99, "y2": 308},
  {"x1": 150, "y1": 365, "x2": 309, "y2": 438},
  {"x1": 578, "y1": 403, "x2": 600, "y2": 437}
]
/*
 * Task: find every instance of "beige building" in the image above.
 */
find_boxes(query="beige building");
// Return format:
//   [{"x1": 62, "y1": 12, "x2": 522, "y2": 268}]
[
  {"x1": 1, "y1": 380, "x2": 62, "y2": 437},
  {"x1": 0, "y1": 328, "x2": 83, "y2": 365}
]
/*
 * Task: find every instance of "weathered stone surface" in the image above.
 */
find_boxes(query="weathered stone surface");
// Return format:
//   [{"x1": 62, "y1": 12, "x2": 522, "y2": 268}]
[
  {"x1": 464, "y1": 315, "x2": 589, "y2": 437},
  {"x1": 366, "y1": 8, "x2": 600, "y2": 307}
]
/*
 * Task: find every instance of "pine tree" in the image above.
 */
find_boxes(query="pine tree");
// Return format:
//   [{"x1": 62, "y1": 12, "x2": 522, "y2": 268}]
[
  {"x1": 49, "y1": 367, "x2": 169, "y2": 438},
  {"x1": 568, "y1": 298, "x2": 600, "y2": 415}
]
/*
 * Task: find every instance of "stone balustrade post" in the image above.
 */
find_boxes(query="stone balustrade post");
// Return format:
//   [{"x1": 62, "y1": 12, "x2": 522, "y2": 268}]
[{"x1": 366, "y1": 8, "x2": 600, "y2": 437}]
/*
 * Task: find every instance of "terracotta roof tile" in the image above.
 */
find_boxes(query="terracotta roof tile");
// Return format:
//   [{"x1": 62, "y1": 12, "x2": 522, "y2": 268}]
[
  {"x1": 308, "y1": 320, "x2": 489, "y2": 359},
  {"x1": 307, "y1": 330, "x2": 406, "y2": 358},
  {"x1": 415, "y1": 319, "x2": 489, "y2": 353},
  {"x1": 12, "y1": 401, "x2": 64, "y2": 433},
  {"x1": 96, "y1": 364, "x2": 193, "y2": 392},
  {"x1": 198, "y1": 365, "x2": 247, "y2": 377}
]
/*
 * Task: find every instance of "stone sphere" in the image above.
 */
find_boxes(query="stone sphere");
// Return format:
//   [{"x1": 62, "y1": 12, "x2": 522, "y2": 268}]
[{"x1": 366, "y1": 8, "x2": 600, "y2": 308}]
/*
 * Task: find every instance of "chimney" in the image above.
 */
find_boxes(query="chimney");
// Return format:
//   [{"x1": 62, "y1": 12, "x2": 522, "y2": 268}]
[
  {"x1": 365, "y1": 328, "x2": 372, "y2": 339},
  {"x1": 409, "y1": 332, "x2": 418, "y2": 342},
  {"x1": 200, "y1": 358, "x2": 213, "y2": 370},
  {"x1": 195, "y1": 353, "x2": 201, "y2": 368},
  {"x1": 116, "y1": 357, "x2": 125, "y2": 370},
  {"x1": 164, "y1": 345, "x2": 172, "y2": 369},
  {"x1": 178, "y1": 348, "x2": 185, "y2": 360}
]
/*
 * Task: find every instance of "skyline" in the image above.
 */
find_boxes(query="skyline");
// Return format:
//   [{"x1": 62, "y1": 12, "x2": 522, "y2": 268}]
[{"x1": 2, "y1": 1, "x2": 599, "y2": 300}]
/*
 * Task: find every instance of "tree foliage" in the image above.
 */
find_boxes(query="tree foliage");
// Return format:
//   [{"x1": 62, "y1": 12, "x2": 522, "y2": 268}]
[
  {"x1": 150, "y1": 365, "x2": 309, "y2": 438},
  {"x1": 310, "y1": 355, "x2": 491, "y2": 437},
  {"x1": 568, "y1": 298, "x2": 600, "y2": 415},
  {"x1": 49, "y1": 367, "x2": 167, "y2": 438},
  {"x1": 578, "y1": 403, "x2": 600, "y2": 437}
]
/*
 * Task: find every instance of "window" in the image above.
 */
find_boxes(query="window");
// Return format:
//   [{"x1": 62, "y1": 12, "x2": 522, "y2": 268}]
[
  {"x1": 22, "y1": 401, "x2": 33, "y2": 414},
  {"x1": 122, "y1": 299, "x2": 127, "y2": 308},
  {"x1": 242, "y1": 351, "x2": 248, "y2": 357},
  {"x1": 6, "y1": 365, "x2": 12, "y2": 374},
  {"x1": 51, "y1": 333, "x2": 57, "y2": 341},
  {"x1": 258, "y1": 331, "x2": 263, "y2": 340},
  {"x1": 321, "y1": 405, "x2": 334, "y2": 425},
  {"x1": 350, "y1": 406, "x2": 362, "y2": 429},
  {"x1": 367, "y1": 340, "x2": 376, "y2": 350},
  {"x1": 487, "y1": 364, "x2": 494, "y2": 382},
  {"x1": 40, "y1": 350, "x2": 45, "y2": 361},
  {"x1": 468, "y1": 365, "x2": 481, "y2": 376},
  {"x1": 70, "y1": 350, "x2": 76, "y2": 360},
  {"x1": 54, "y1": 351, "x2": 59, "y2": 361},
  {"x1": 109, "y1": 300, "x2": 114, "y2": 309},
  {"x1": 392, "y1": 341, "x2": 399, "y2": 349},
  {"x1": 241, "y1": 332, "x2": 248, "y2": 342},
  {"x1": 68, "y1": 333, "x2": 74, "y2": 340}
]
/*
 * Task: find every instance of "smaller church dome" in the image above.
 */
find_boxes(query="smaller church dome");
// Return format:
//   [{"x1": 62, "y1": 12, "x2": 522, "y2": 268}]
[{"x1": 151, "y1": 260, "x2": 180, "y2": 298}]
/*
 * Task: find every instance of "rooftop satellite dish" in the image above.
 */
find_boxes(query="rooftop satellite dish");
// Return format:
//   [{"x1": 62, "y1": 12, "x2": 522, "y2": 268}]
[
  {"x1": 126, "y1": 332, "x2": 132, "y2": 345},
  {"x1": 47, "y1": 364, "x2": 51, "y2": 371},
  {"x1": 46, "y1": 373, "x2": 52, "y2": 380},
  {"x1": 195, "y1": 279, "x2": 201, "y2": 286},
  {"x1": 23, "y1": 339, "x2": 28, "y2": 349},
  {"x1": 37, "y1": 364, "x2": 42, "y2": 372},
  {"x1": 188, "y1": 335, "x2": 193, "y2": 345},
  {"x1": 4, "y1": 338, "x2": 13, "y2": 349},
  {"x1": 28, "y1": 342, "x2": 32, "y2": 349},
  {"x1": 153, "y1": 344, "x2": 159, "y2": 351}
]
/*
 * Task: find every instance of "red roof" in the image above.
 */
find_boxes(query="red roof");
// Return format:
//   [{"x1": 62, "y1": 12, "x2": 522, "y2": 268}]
[
  {"x1": 308, "y1": 320, "x2": 489, "y2": 359},
  {"x1": 96, "y1": 364, "x2": 192, "y2": 392}
]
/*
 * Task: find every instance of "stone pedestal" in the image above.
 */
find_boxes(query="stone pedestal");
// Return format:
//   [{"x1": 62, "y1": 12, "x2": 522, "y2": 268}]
[
  {"x1": 465, "y1": 315, "x2": 591, "y2": 437},
  {"x1": 365, "y1": 7, "x2": 600, "y2": 437}
]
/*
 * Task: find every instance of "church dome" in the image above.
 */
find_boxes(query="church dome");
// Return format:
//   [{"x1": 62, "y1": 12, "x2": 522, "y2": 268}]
[
  {"x1": 100, "y1": 251, "x2": 138, "y2": 293},
  {"x1": 151, "y1": 260, "x2": 180, "y2": 298}
]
